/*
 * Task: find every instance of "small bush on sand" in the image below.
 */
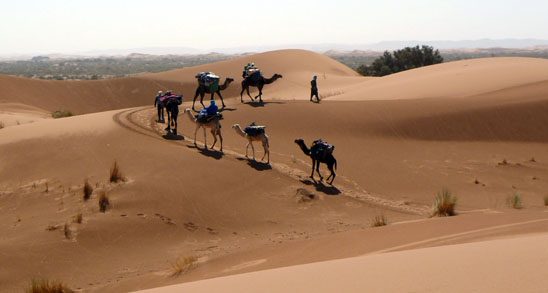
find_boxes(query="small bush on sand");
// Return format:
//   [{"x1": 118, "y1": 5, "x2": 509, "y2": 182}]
[
  {"x1": 98, "y1": 191, "x2": 110, "y2": 213},
  {"x1": 544, "y1": 194, "x2": 548, "y2": 206},
  {"x1": 296, "y1": 188, "x2": 316, "y2": 203},
  {"x1": 83, "y1": 179, "x2": 93, "y2": 201},
  {"x1": 170, "y1": 255, "x2": 197, "y2": 277},
  {"x1": 73, "y1": 213, "x2": 83, "y2": 224},
  {"x1": 63, "y1": 223, "x2": 72, "y2": 240},
  {"x1": 109, "y1": 161, "x2": 125, "y2": 183},
  {"x1": 27, "y1": 278, "x2": 74, "y2": 293},
  {"x1": 507, "y1": 193, "x2": 523, "y2": 209},
  {"x1": 51, "y1": 110, "x2": 73, "y2": 119},
  {"x1": 432, "y1": 188, "x2": 457, "y2": 217},
  {"x1": 371, "y1": 215, "x2": 388, "y2": 227}
]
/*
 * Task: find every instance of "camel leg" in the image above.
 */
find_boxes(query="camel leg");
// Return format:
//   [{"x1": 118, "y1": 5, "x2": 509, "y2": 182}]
[
  {"x1": 200, "y1": 92, "x2": 206, "y2": 109},
  {"x1": 250, "y1": 141, "x2": 256, "y2": 161},
  {"x1": 165, "y1": 110, "x2": 171, "y2": 132},
  {"x1": 316, "y1": 161, "x2": 323, "y2": 182},
  {"x1": 257, "y1": 85, "x2": 264, "y2": 103},
  {"x1": 240, "y1": 85, "x2": 246, "y2": 103},
  {"x1": 261, "y1": 139, "x2": 269, "y2": 164},
  {"x1": 218, "y1": 127, "x2": 223, "y2": 152},
  {"x1": 310, "y1": 159, "x2": 316, "y2": 180},
  {"x1": 210, "y1": 128, "x2": 217, "y2": 150},
  {"x1": 203, "y1": 127, "x2": 207, "y2": 149},
  {"x1": 192, "y1": 88, "x2": 200, "y2": 111},
  {"x1": 217, "y1": 91, "x2": 226, "y2": 108},
  {"x1": 173, "y1": 116, "x2": 178, "y2": 136},
  {"x1": 327, "y1": 164, "x2": 336, "y2": 185},
  {"x1": 246, "y1": 87, "x2": 253, "y2": 101},
  {"x1": 194, "y1": 125, "x2": 199, "y2": 146},
  {"x1": 245, "y1": 142, "x2": 250, "y2": 158}
]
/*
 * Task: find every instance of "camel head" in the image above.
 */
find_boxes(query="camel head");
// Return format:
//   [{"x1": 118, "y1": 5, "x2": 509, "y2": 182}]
[
  {"x1": 226, "y1": 78, "x2": 234, "y2": 82},
  {"x1": 274, "y1": 74, "x2": 283, "y2": 79},
  {"x1": 294, "y1": 138, "x2": 304, "y2": 144},
  {"x1": 231, "y1": 124, "x2": 240, "y2": 129},
  {"x1": 184, "y1": 108, "x2": 192, "y2": 113}
]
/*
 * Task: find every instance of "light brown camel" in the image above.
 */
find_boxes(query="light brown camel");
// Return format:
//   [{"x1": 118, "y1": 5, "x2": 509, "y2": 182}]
[
  {"x1": 184, "y1": 109, "x2": 223, "y2": 151},
  {"x1": 232, "y1": 124, "x2": 270, "y2": 164}
]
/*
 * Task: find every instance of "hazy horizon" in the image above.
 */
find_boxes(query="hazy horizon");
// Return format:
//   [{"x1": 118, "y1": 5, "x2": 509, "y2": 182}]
[{"x1": 2, "y1": 0, "x2": 548, "y2": 56}]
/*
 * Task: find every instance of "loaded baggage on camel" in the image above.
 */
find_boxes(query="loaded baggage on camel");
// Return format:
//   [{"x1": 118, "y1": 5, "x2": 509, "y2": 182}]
[
  {"x1": 195, "y1": 72, "x2": 221, "y2": 92},
  {"x1": 244, "y1": 124, "x2": 266, "y2": 137},
  {"x1": 195, "y1": 112, "x2": 223, "y2": 123},
  {"x1": 310, "y1": 139, "x2": 334, "y2": 159}
]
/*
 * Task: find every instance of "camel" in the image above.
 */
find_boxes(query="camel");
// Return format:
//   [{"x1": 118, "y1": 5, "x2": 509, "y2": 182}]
[
  {"x1": 232, "y1": 124, "x2": 270, "y2": 164},
  {"x1": 164, "y1": 96, "x2": 182, "y2": 135},
  {"x1": 192, "y1": 78, "x2": 234, "y2": 111},
  {"x1": 294, "y1": 139, "x2": 337, "y2": 184},
  {"x1": 240, "y1": 73, "x2": 283, "y2": 103},
  {"x1": 184, "y1": 109, "x2": 223, "y2": 151}
]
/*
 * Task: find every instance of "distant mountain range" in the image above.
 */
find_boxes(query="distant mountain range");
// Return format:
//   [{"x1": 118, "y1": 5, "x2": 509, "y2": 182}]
[{"x1": 2, "y1": 39, "x2": 548, "y2": 60}]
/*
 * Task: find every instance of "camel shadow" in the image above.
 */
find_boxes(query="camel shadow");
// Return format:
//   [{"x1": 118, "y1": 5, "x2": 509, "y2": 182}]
[
  {"x1": 186, "y1": 145, "x2": 224, "y2": 160},
  {"x1": 299, "y1": 179, "x2": 341, "y2": 195},
  {"x1": 243, "y1": 101, "x2": 286, "y2": 108},
  {"x1": 237, "y1": 158, "x2": 272, "y2": 171},
  {"x1": 220, "y1": 107, "x2": 237, "y2": 112},
  {"x1": 162, "y1": 133, "x2": 185, "y2": 140}
]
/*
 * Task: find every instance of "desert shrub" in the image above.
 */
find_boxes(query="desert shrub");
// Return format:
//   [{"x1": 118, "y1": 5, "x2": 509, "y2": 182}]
[
  {"x1": 296, "y1": 188, "x2": 316, "y2": 203},
  {"x1": 73, "y1": 213, "x2": 83, "y2": 224},
  {"x1": 371, "y1": 215, "x2": 388, "y2": 227},
  {"x1": 109, "y1": 161, "x2": 125, "y2": 183},
  {"x1": 357, "y1": 45, "x2": 443, "y2": 76},
  {"x1": 170, "y1": 255, "x2": 197, "y2": 277},
  {"x1": 544, "y1": 194, "x2": 548, "y2": 206},
  {"x1": 83, "y1": 179, "x2": 93, "y2": 201},
  {"x1": 98, "y1": 191, "x2": 110, "y2": 212},
  {"x1": 507, "y1": 193, "x2": 523, "y2": 209},
  {"x1": 51, "y1": 110, "x2": 73, "y2": 119},
  {"x1": 432, "y1": 188, "x2": 457, "y2": 217},
  {"x1": 27, "y1": 279, "x2": 74, "y2": 293},
  {"x1": 63, "y1": 224, "x2": 72, "y2": 240}
]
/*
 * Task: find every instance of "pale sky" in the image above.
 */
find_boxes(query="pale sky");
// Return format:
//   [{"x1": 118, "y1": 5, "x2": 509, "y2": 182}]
[{"x1": 1, "y1": 0, "x2": 547, "y2": 55}]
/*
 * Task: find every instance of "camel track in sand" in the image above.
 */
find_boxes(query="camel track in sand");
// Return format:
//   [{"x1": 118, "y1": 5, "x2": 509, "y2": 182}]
[{"x1": 113, "y1": 106, "x2": 430, "y2": 216}]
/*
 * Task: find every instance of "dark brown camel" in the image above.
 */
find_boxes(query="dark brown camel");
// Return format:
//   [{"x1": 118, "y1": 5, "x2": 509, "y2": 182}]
[
  {"x1": 164, "y1": 96, "x2": 182, "y2": 135},
  {"x1": 192, "y1": 78, "x2": 234, "y2": 111},
  {"x1": 294, "y1": 139, "x2": 337, "y2": 185},
  {"x1": 240, "y1": 73, "x2": 282, "y2": 103}
]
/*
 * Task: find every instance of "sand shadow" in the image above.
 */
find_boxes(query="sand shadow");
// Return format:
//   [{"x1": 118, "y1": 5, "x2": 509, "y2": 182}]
[
  {"x1": 186, "y1": 145, "x2": 224, "y2": 160},
  {"x1": 162, "y1": 133, "x2": 185, "y2": 140},
  {"x1": 299, "y1": 179, "x2": 340, "y2": 195},
  {"x1": 237, "y1": 157, "x2": 272, "y2": 171},
  {"x1": 242, "y1": 101, "x2": 286, "y2": 108},
  {"x1": 220, "y1": 107, "x2": 237, "y2": 112}
]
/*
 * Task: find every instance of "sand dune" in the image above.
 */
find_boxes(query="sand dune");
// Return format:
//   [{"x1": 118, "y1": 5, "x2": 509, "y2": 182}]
[
  {"x1": 330, "y1": 57, "x2": 548, "y2": 101},
  {"x1": 138, "y1": 233, "x2": 548, "y2": 293},
  {"x1": 2, "y1": 50, "x2": 548, "y2": 292}
]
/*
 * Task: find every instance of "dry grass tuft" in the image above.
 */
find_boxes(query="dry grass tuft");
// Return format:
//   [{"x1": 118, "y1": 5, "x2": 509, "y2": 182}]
[
  {"x1": 170, "y1": 255, "x2": 197, "y2": 277},
  {"x1": 98, "y1": 191, "x2": 110, "y2": 213},
  {"x1": 73, "y1": 213, "x2": 83, "y2": 224},
  {"x1": 498, "y1": 158, "x2": 508, "y2": 165},
  {"x1": 46, "y1": 224, "x2": 60, "y2": 231},
  {"x1": 296, "y1": 188, "x2": 316, "y2": 203},
  {"x1": 63, "y1": 223, "x2": 72, "y2": 240},
  {"x1": 507, "y1": 193, "x2": 523, "y2": 209},
  {"x1": 544, "y1": 194, "x2": 548, "y2": 206},
  {"x1": 371, "y1": 215, "x2": 388, "y2": 227},
  {"x1": 51, "y1": 110, "x2": 73, "y2": 119},
  {"x1": 432, "y1": 188, "x2": 457, "y2": 217},
  {"x1": 109, "y1": 161, "x2": 125, "y2": 183},
  {"x1": 27, "y1": 278, "x2": 74, "y2": 293},
  {"x1": 45, "y1": 182, "x2": 49, "y2": 193},
  {"x1": 83, "y1": 179, "x2": 93, "y2": 201}
]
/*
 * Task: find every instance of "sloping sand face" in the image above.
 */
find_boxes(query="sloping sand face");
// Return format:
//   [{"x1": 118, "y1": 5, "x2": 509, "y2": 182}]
[
  {"x1": 1, "y1": 50, "x2": 548, "y2": 292},
  {"x1": 136, "y1": 233, "x2": 548, "y2": 293}
]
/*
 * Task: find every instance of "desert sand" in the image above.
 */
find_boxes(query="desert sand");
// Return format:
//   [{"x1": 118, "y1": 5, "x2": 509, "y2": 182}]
[{"x1": 1, "y1": 49, "x2": 548, "y2": 292}]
